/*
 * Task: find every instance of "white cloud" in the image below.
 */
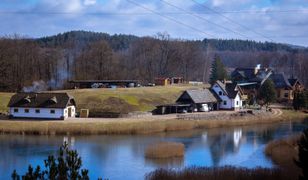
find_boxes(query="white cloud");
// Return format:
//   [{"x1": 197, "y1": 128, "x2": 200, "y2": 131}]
[
  {"x1": 1, "y1": 0, "x2": 308, "y2": 46},
  {"x1": 84, "y1": 0, "x2": 96, "y2": 6}
]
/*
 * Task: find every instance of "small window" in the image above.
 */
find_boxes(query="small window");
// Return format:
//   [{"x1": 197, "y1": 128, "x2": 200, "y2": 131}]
[
  {"x1": 35, "y1": 109, "x2": 40, "y2": 113},
  {"x1": 236, "y1": 101, "x2": 239, "y2": 105},
  {"x1": 223, "y1": 101, "x2": 227, "y2": 105},
  {"x1": 14, "y1": 108, "x2": 18, "y2": 113},
  {"x1": 24, "y1": 109, "x2": 29, "y2": 113},
  {"x1": 219, "y1": 91, "x2": 222, "y2": 95},
  {"x1": 50, "y1": 110, "x2": 55, "y2": 114},
  {"x1": 284, "y1": 93, "x2": 288, "y2": 98},
  {"x1": 215, "y1": 85, "x2": 218, "y2": 88},
  {"x1": 65, "y1": 110, "x2": 67, "y2": 113}
]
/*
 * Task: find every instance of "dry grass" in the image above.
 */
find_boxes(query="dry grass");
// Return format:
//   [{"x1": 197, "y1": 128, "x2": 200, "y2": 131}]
[
  {"x1": 145, "y1": 142, "x2": 184, "y2": 159},
  {"x1": 265, "y1": 135, "x2": 301, "y2": 177},
  {"x1": 0, "y1": 92, "x2": 13, "y2": 114},
  {"x1": 145, "y1": 166, "x2": 290, "y2": 180},
  {"x1": 0, "y1": 110, "x2": 307, "y2": 135}
]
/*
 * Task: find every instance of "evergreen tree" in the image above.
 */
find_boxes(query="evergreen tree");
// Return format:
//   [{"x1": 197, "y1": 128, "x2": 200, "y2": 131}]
[
  {"x1": 12, "y1": 143, "x2": 92, "y2": 180},
  {"x1": 209, "y1": 54, "x2": 228, "y2": 84},
  {"x1": 295, "y1": 128, "x2": 308, "y2": 180},
  {"x1": 293, "y1": 91, "x2": 307, "y2": 110},
  {"x1": 258, "y1": 79, "x2": 276, "y2": 110}
]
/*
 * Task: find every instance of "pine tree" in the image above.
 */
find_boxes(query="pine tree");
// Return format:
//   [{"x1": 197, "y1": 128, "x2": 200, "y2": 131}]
[
  {"x1": 295, "y1": 128, "x2": 308, "y2": 180},
  {"x1": 12, "y1": 143, "x2": 92, "y2": 180},
  {"x1": 258, "y1": 79, "x2": 276, "y2": 110},
  {"x1": 209, "y1": 54, "x2": 228, "y2": 84}
]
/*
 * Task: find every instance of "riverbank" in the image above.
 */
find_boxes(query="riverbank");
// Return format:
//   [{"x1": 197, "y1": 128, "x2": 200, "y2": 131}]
[
  {"x1": 0, "y1": 109, "x2": 307, "y2": 135},
  {"x1": 265, "y1": 134, "x2": 302, "y2": 177}
]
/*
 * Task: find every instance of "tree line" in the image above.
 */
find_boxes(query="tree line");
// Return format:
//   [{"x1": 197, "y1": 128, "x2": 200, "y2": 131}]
[{"x1": 0, "y1": 31, "x2": 307, "y2": 92}]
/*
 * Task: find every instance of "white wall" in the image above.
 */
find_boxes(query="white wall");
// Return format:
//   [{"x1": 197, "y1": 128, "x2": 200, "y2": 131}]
[
  {"x1": 212, "y1": 83, "x2": 232, "y2": 109},
  {"x1": 211, "y1": 83, "x2": 243, "y2": 110},
  {"x1": 63, "y1": 106, "x2": 76, "y2": 118},
  {"x1": 9, "y1": 107, "x2": 74, "y2": 119}
]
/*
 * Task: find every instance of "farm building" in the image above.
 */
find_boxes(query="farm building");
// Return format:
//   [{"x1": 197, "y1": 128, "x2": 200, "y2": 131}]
[
  {"x1": 154, "y1": 77, "x2": 184, "y2": 86},
  {"x1": 211, "y1": 81, "x2": 244, "y2": 110},
  {"x1": 155, "y1": 89, "x2": 220, "y2": 114},
  {"x1": 69, "y1": 80, "x2": 140, "y2": 89},
  {"x1": 8, "y1": 93, "x2": 76, "y2": 120}
]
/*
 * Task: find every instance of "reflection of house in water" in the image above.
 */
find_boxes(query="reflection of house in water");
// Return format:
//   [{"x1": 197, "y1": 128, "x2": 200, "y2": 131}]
[
  {"x1": 233, "y1": 129, "x2": 242, "y2": 148},
  {"x1": 63, "y1": 136, "x2": 75, "y2": 147}
]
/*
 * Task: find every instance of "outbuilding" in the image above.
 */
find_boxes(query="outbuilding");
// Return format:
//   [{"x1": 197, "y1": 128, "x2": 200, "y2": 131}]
[{"x1": 8, "y1": 92, "x2": 76, "y2": 120}]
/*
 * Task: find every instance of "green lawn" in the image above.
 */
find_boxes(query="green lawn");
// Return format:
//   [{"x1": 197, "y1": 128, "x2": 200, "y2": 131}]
[{"x1": 0, "y1": 85, "x2": 205, "y2": 116}]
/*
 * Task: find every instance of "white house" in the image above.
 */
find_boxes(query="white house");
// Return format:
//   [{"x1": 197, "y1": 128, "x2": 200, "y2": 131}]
[
  {"x1": 8, "y1": 93, "x2": 76, "y2": 120},
  {"x1": 211, "y1": 80, "x2": 243, "y2": 110}
]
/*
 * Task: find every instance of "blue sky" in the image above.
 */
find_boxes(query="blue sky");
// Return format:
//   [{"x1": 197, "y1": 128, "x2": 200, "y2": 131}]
[{"x1": 1, "y1": 0, "x2": 308, "y2": 46}]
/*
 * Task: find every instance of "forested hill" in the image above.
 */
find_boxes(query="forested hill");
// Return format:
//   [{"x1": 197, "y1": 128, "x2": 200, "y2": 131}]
[
  {"x1": 1, "y1": 30, "x2": 307, "y2": 92},
  {"x1": 36, "y1": 30, "x2": 303, "y2": 52},
  {"x1": 37, "y1": 30, "x2": 139, "y2": 51}
]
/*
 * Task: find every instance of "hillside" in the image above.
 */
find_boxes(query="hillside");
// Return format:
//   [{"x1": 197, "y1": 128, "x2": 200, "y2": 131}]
[{"x1": 0, "y1": 85, "x2": 204, "y2": 117}]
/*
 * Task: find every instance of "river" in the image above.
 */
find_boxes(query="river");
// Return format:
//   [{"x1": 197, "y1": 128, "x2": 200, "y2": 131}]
[{"x1": 0, "y1": 119, "x2": 307, "y2": 180}]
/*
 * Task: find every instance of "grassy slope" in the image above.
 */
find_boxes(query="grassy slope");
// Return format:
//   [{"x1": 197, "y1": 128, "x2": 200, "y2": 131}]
[
  {"x1": 0, "y1": 92, "x2": 13, "y2": 113},
  {"x1": 0, "y1": 85, "x2": 204, "y2": 115}
]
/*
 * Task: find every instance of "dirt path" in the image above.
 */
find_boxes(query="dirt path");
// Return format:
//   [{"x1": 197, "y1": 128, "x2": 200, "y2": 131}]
[{"x1": 271, "y1": 108, "x2": 283, "y2": 118}]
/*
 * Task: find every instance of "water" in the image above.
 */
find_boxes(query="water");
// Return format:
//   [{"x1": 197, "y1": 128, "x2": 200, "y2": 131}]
[{"x1": 0, "y1": 120, "x2": 307, "y2": 180}]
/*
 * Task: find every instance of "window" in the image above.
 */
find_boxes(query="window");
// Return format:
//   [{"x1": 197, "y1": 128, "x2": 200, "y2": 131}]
[
  {"x1": 236, "y1": 101, "x2": 239, "y2": 105},
  {"x1": 284, "y1": 93, "x2": 288, "y2": 98},
  {"x1": 14, "y1": 108, "x2": 18, "y2": 113},
  {"x1": 65, "y1": 110, "x2": 67, "y2": 113},
  {"x1": 219, "y1": 91, "x2": 222, "y2": 96},
  {"x1": 50, "y1": 110, "x2": 55, "y2": 114},
  {"x1": 35, "y1": 109, "x2": 40, "y2": 113},
  {"x1": 223, "y1": 101, "x2": 227, "y2": 105},
  {"x1": 24, "y1": 109, "x2": 29, "y2": 113}
]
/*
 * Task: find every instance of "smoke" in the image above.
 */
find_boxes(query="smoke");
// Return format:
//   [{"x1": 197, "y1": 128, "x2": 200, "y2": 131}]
[{"x1": 22, "y1": 80, "x2": 47, "y2": 92}]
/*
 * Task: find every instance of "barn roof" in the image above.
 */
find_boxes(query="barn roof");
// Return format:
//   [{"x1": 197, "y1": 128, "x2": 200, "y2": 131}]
[
  {"x1": 8, "y1": 93, "x2": 75, "y2": 108},
  {"x1": 177, "y1": 89, "x2": 219, "y2": 104}
]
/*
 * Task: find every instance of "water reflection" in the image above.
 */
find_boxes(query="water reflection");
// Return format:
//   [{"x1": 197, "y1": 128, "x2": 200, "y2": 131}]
[{"x1": 0, "y1": 120, "x2": 307, "y2": 180}]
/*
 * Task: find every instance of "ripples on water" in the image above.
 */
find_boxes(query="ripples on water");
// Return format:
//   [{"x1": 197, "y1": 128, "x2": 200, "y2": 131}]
[{"x1": 0, "y1": 119, "x2": 307, "y2": 180}]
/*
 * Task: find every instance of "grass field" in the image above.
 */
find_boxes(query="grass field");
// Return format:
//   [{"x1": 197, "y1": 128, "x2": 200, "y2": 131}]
[{"x1": 0, "y1": 85, "x2": 205, "y2": 116}]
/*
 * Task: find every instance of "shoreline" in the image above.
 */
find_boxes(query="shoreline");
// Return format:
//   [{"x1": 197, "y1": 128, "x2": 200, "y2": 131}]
[{"x1": 0, "y1": 110, "x2": 307, "y2": 135}]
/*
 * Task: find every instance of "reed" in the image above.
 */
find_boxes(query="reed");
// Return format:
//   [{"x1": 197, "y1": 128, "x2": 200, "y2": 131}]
[
  {"x1": 145, "y1": 142, "x2": 184, "y2": 159},
  {"x1": 145, "y1": 166, "x2": 289, "y2": 180}
]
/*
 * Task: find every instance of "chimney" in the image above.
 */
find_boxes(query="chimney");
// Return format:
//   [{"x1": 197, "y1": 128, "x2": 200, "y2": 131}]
[{"x1": 254, "y1": 64, "x2": 261, "y2": 74}]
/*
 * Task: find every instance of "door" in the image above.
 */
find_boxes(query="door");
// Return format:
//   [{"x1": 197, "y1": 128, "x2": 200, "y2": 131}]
[{"x1": 68, "y1": 107, "x2": 72, "y2": 117}]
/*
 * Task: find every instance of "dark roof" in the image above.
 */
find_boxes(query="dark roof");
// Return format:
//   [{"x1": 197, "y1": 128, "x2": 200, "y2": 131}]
[
  {"x1": 231, "y1": 68, "x2": 272, "y2": 84},
  {"x1": 269, "y1": 73, "x2": 292, "y2": 89},
  {"x1": 176, "y1": 89, "x2": 219, "y2": 104},
  {"x1": 8, "y1": 93, "x2": 75, "y2": 108},
  {"x1": 288, "y1": 78, "x2": 301, "y2": 87},
  {"x1": 213, "y1": 81, "x2": 241, "y2": 99},
  {"x1": 225, "y1": 83, "x2": 240, "y2": 98}
]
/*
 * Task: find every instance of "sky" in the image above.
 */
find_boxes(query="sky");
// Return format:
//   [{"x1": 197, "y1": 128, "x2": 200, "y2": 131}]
[{"x1": 1, "y1": 0, "x2": 308, "y2": 46}]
